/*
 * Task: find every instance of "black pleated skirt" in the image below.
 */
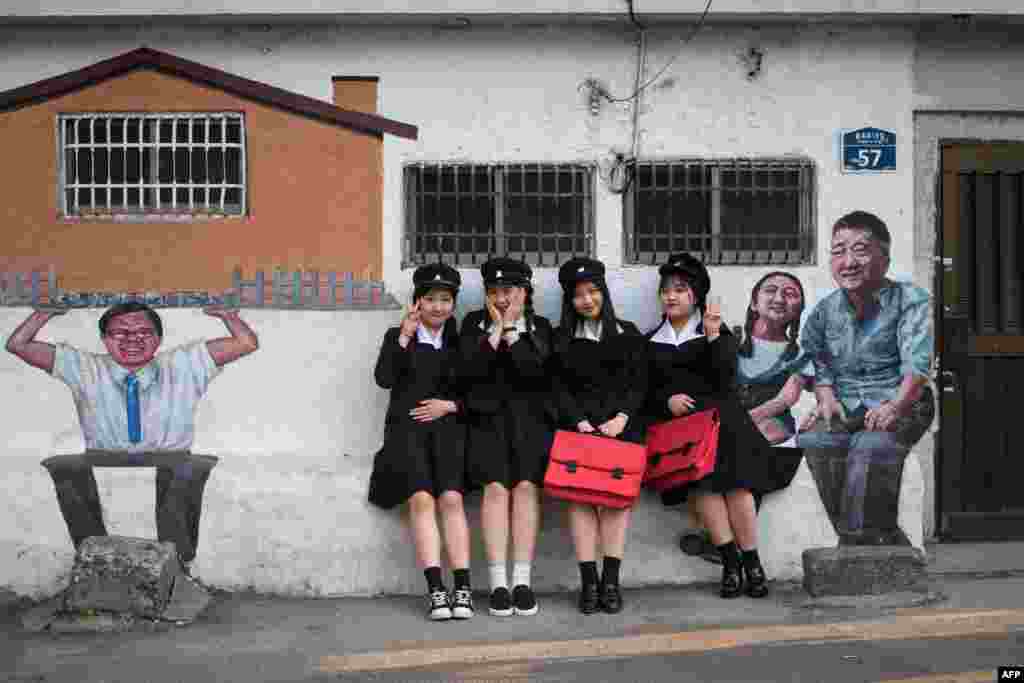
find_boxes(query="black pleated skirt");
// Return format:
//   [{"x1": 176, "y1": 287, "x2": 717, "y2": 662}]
[
  {"x1": 658, "y1": 397, "x2": 803, "y2": 507},
  {"x1": 368, "y1": 415, "x2": 467, "y2": 510},
  {"x1": 465, "y1": 403, "x2": 555, "y2": 490}
]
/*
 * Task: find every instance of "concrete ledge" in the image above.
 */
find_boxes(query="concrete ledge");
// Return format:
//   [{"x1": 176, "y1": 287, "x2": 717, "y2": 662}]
[
  {"x1": 802, "y1": 546, "x2": 928, "y2": 597},
  {"x1": 0, "y1": 448, "x2": 927, "y2": 599}
]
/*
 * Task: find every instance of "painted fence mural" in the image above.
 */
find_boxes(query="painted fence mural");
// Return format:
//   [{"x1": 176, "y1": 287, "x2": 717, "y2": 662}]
[{"x1": 0, "y1": 267, "x2": 400, "y2": 310}]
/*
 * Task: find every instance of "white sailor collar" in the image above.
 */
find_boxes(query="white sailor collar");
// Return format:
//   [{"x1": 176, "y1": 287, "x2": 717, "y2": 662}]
[
  {"x1": 575, "y1": 319, "x2": 603, "y2": 341},
  {"x1": 651, "y1": 315, "x2": 703, "y2": 346},
  {"x1": 416, "y1": 323, "x2": 445, "y2": 350},
  {"x1": 573, "y1": 319, "x2": 625, "y2": 341}
]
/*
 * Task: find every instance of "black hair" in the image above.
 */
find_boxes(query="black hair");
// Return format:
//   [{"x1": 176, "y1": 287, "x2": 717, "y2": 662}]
[
  {"x1": 559, "y1": 277, "x2": 620, "y2": 344},
  {"x1": 737, "y1": 271, "x2": 805, "y2": 360},
  {"x1": 412, "y1": 285, "x2": 459, "y2": 349},
  {"x1": 99, "y1": 303, "x2": 163, "y2": 338},
  {"x1": 656, "y1": 272, "x2": 705, "y2": 334},
  {"x1": 832, "y1": 210, "x2": 892, "y2": 257}
]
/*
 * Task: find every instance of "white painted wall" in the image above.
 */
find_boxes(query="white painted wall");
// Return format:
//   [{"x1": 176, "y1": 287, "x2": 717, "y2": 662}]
[{"x1": 0, "y1": 20, "x2": 945, "y2": 598}]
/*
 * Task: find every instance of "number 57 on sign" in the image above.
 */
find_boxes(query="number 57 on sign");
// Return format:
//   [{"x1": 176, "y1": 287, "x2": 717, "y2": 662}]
[{"x1": 841, "y1": 127, "x2": 896, "y2": 174}]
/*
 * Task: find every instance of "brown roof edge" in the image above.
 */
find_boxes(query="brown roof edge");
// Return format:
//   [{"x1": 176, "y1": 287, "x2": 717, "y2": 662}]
[
  {"x1": 0, "y1": 47, "x2": 418, "y2": 141},
  {"x1": 332, "y1": 76, "x2": 380, "y2": 82}
]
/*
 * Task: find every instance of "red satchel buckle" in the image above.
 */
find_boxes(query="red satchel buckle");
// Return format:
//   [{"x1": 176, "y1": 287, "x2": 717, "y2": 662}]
[{"x1": 565, "y1": 460, "x2": 578, "y2": 474}]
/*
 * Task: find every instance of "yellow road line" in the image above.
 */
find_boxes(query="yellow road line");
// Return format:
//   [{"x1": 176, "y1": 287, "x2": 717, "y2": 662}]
[
  {"x1": 875, "y1": 672, "x2": 994, "y2": 683},
  {"x1": 318, "y1": 607, "x2": 1024, "y2": 674}
]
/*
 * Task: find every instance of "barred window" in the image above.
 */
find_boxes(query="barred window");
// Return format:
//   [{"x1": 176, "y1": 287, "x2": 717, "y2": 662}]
[
  {"x1": 403, "y1": 162, "x2": 594, "y2": 267},
  {"x1": 624, "y1": 158, "x2": 816, "y2": 265},
  {"x1": 58, "y1": 113, "x2": 246, "y2": 219}
]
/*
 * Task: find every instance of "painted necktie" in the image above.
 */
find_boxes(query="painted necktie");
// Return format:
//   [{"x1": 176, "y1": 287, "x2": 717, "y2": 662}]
[{"x1": 125, "y1": 373, "x2": 141, "y2": 444}]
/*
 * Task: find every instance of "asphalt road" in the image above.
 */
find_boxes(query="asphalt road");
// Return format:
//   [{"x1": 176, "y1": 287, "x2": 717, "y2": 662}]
[{"x1": 6, "y1": 576, "x2": 1024, "y2": 683}]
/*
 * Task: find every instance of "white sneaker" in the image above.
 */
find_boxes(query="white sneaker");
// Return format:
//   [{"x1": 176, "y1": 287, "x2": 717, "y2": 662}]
[{"x1": 428, "y1": 589, "x2": 452, "y2": 621}]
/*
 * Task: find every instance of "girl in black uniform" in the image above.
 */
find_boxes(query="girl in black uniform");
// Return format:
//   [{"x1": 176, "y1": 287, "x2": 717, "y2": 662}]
[
  {"x1": 369, "y1": 263, "x2": 473, "y2": 621},
  {"x1": 460, "y1": 257, "x2": 555, "y2": 617},
  {"x1": 551, "y1": 257, "x2": 647, "y2": 615},
  {"x1": 645, "y1": 253, "x2": 802, "y2": 599}
]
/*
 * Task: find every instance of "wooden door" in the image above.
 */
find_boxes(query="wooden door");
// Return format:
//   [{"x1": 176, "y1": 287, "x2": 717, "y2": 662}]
[{"x1": 938, "y1": 142, "x2": 1024, "y2": 540}]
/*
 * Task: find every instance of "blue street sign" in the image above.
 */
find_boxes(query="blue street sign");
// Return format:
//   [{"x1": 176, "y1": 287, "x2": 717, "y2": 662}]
[{"x1": 842, "y1": 127, "x2": 896, "y2": 173}]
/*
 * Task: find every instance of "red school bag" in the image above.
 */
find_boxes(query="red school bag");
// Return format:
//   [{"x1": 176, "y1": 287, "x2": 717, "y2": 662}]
[
  {"x1": 543, "y1": 430, "x2": 647, "y2": 509},
  {"x1": 643, "y1": 408, "x2": 720, "y2": 492}
]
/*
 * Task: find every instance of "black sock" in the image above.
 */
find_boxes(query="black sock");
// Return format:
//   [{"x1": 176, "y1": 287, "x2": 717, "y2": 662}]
[
  {"x1": 453, "y1": 568, "x2": 471, "y2": 590},
  {"x1": 716, "y1": 541, "x2": 741, "y2": 571},
  {"x1": 602, "y1": 556, "x2": 622, "y2": 586},
  {"x1": 579, "y1": 561, "x2": 599, "y2": 586},
  {"x1": 424, "y1": 566, "x2": 444, "y2": 592},
  {"x1": 740, "y1": 548, "x2": 762, "y2": 571}
]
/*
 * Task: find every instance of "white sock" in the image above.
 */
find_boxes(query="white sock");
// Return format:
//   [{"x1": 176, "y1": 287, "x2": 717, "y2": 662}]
[
  {"x1": 488, "y1": 563, "x2": 508, "y2": 590},
  {"x1": 512, "y1": 561, "x2": 532, "y2": 588}
]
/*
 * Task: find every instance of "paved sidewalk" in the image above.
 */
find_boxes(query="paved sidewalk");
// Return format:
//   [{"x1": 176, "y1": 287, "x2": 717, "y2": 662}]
[{"x1": 3, "y1": 542, "x2": 1023, "y2": 682}]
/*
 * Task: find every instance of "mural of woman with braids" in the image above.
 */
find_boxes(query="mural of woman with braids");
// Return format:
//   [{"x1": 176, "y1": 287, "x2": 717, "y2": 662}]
[{"x1": 680, "y1": 271, "x2": 813, "y2": 563}]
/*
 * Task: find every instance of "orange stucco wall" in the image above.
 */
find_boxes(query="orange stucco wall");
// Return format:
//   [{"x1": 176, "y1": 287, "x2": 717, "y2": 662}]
[{"x1": 0, "y1": 69, "x2": 383, "y2": 292}]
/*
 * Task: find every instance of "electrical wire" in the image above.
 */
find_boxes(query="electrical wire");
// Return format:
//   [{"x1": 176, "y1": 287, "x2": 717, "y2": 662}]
[{"x1": 604, "y1": 0, "x2": 714, "y2": 103}]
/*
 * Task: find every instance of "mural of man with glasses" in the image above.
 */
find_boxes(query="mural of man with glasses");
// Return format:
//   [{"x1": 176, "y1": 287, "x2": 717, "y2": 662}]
[
  {"x1": 797, "y1": 211, "x2": 935, "y2": 546},
  {"x1": 5, "y1": 302, "x2": 258, "y2": 569}
]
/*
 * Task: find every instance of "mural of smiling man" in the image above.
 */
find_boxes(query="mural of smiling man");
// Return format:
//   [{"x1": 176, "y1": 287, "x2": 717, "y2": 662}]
[
  {"x1": 797, "y1": 211, "x2": 935, "y2": 546},
  {"x1": 5, "y1": 303, "x2": 259, "y2": 569}
]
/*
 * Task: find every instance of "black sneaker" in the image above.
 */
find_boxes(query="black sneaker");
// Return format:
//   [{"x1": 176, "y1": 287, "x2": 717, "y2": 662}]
[
  {"x1": 512, "y1": 585, "x2": 538, "y2": 616},
  {"x1": 428, "y1": 588, "x2": 452, "y2": 621},
  {"x1": 451, "y1": 588, "x2": 474, "y2": 619},
  {"x1": 488, "y1": 587, "x2": 513, "y2": 617}
]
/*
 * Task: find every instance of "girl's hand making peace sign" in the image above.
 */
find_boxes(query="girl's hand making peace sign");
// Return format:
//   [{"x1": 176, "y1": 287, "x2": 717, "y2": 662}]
[
  {"x1": 398, "y1": 301, "x2": 421, "y2": 347},
  {"x1": 703, "y1": 296, "x2": 722, "y2": 341}
]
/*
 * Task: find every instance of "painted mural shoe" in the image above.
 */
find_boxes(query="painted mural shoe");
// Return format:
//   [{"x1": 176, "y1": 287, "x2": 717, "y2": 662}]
[
  {"x1": 512, "y1": 585, "x2": 539, "y2": 616},
  {"x1": 578, "y1": 583, "x2": 600, "y2": 615},
  {"x1": 743, "y1": 565, "x2": 769, "y2": 599},
  {"x1": 428, "y1": 588, "x2": 453, "y2": 621},
  {"x1": 719, "y1": 567, "x2": 744, "y2": 599},
  {"x1": 451, "y1": 588, "x2": 474, "y2": 620},
  {"x1": 600, "y1": 583, "x2": 624, "y2": 614},
  {"x1": 679, "y1": 531, "x2": 722, "y2": 565},
  {"x1": 488, "y1": 587, "x2": 514, "y2": 617}
]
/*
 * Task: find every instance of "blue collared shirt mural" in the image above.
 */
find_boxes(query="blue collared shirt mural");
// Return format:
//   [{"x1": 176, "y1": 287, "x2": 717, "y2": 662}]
[{"x1": 800, "y1": 280, "x2": 932, "y2": 413}]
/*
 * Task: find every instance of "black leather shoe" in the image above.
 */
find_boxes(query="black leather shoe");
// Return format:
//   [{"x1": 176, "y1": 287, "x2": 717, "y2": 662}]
[
  {"x1": 578, "y1": 583, "x2": 600, "y2": 615},
  {"x1": 600, "y1": 583, "x2": 624, "y2": 614},
  {"x1": 720, "y1": 566, "x2": 744, "y2": 599},
  {"x1": 744, "y1": 564, "x2": 769, "y2": 598}
]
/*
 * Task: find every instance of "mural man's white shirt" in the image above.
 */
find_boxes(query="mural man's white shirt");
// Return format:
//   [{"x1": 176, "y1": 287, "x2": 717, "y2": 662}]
[{"x1": 52, "y1": 340, "x2": 221, "y2": 452}]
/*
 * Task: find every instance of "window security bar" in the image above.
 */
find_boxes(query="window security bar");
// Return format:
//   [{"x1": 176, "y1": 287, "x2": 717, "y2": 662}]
[
  {"x1": 403, "y1": 162, "x2": 595, "y2": 267},
  {"x1": 624, "y1": 158, "x2": 816, "y2": 266},
  {"x1": 58, "y1": 113, "x2": 247, "y2": 219}
]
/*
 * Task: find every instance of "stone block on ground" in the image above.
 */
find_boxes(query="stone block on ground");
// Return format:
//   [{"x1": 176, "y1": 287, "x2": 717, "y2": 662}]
[
  {"x1": 64, "y1": 536, "x2": 180, "y2": 619},
  {"x1": 802, "y1": 545, "x2": 928, "y2": 597}
]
